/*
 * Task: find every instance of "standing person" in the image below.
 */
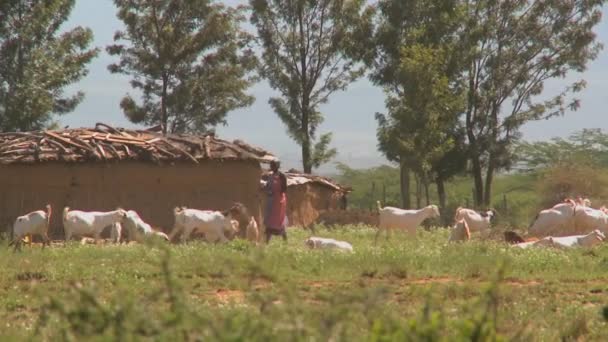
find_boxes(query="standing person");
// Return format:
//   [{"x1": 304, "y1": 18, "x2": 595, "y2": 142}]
[{"x1": 262, "y1": 160, "x2": 288, "y2": 243}]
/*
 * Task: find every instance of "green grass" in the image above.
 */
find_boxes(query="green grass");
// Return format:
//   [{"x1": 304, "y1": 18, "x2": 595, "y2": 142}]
[{"x1": 2, "y1": 226, "x2": 608, "y2": 340}]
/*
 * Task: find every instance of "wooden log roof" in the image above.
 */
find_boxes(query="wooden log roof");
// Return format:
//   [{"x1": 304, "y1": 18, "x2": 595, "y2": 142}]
[{"x1": 0, "y1": 123, "x2": 276, "y2": 165}]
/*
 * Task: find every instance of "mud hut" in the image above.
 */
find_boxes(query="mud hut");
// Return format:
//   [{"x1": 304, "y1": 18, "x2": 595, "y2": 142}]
[
  {"x1": 0, "y1": 123, "x2": 275, "y2": 238},
  {"x1": 262, "y1": 170, "x2": 351, "y2": 227}
]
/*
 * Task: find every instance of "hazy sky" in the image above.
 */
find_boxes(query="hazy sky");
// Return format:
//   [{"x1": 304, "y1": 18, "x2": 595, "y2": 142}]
[{"x1": 59, "y1": 1, "x2": 608, "y2": 173}]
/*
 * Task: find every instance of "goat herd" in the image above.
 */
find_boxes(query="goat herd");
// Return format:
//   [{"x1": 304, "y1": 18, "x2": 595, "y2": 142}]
[
  {"x1": 376, "y1": 197, "x2": 607, "y2": 250},
  {"x1": 7, "y1": 196, "x2": 608, "y2": 252}
]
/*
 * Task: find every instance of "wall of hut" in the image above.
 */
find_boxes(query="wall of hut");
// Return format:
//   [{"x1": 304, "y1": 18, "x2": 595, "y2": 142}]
[
  {"x1": 0, "y1": 160, "x2": 263, "y2": 238},
  {"x1": 262, "y1": 183, "x2": 346, "y2": 227}
]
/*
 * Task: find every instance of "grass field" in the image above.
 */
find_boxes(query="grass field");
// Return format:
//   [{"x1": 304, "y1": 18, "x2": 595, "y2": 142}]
[{"x1": 1, "y1": 226, "x2": 608, "y2": 340}]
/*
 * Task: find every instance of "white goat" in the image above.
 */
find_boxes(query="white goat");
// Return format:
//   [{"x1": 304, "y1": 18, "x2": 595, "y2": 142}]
[
  {"x1": 528, "y1": 201, "x2": 577, "y2": 237},
  {"x1": 226, "y1": 220, "x2": 240, "y2": 240},
  {"x1": 63, "y1": 207, "x2": 127, "y2": 243},
  {"x1": 550, "y1": 229, "x2": 605, "y2": 248},
  {"x1": 305, "y1": 237, "x2": 353, "y2": 252},
  {"x1": 169, "y1": 207, "x2": 232, "y2": 243},
  {"x1": 573, "y1": 206, "x2": 608, "y2": 235},
  {"x1": 516, "y1": 230, "x2": 605, "y2": 249},
  {"x1": 9, "y1": 205, "x2": 52, "y2": 251},
  {"x1": 453, "y1": 207, "x2": 495, "y2": 235},
  {"x1": 448, "y1": 219, "x2": 471, "y2": 243},
  {"x1": 375, "y1": 201, "x2": 440, "y2": 242},
  {"x1": 246, "y1": 216, "x2": 260, "y2": 244},
  {"x1": 120, "y1": 210, "x2": 169, "y2": 242}
]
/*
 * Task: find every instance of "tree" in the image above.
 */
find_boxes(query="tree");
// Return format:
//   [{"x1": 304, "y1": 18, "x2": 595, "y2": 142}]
[
  {"x1": 250, "y1": 0, "x2": 369, "y2": 173},
  {"x1": 460, "y1": 0, "x2": 605, "y2": 206},
  {"x1": 107, "y1": 0, "x2": 256, "y2": 135},
  {"x1": 0, "y1": 0, "x2": 98, "y2": 132},
  {"x1": 359, "y1": 0, "x2": 464, "y2": 208},
  {"x1": 516, "y1": 129, "x2": 608, "y2": 170}
]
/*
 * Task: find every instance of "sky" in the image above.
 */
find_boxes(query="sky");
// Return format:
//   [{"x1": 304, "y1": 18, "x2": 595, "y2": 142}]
[{"x1": 59, "y1": 1, "x2": 608, "y2": 174}]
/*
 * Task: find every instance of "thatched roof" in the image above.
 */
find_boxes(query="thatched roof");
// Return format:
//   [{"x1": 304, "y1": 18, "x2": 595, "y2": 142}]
[
  {"x1": 262, "y1": 169, "x2": 351, "y2": 193},
  {"x1": 0, "y1": 123, "x2": 276, "y2": 165}
]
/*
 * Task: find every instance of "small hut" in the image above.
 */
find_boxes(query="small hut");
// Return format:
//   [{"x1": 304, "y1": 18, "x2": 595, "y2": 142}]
[
  {"x1": 262, "y1": 170, "x2": 351, "y2": 227},
  {"x1": 0, "y1": 123, "x2": 275, "y2": 238}
]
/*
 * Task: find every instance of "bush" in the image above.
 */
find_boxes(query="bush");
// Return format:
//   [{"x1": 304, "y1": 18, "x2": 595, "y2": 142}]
[{"x1": 536, "y1": 162, "x2": 608, "y2": 209}]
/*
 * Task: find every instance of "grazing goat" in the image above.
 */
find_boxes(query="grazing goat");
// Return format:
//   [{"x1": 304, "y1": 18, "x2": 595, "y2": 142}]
[
  {"x1": 246, "y1": 216, "x2": 260, "y2": 244},
  {"x1": 305, "y1": 237, "x2": 353, "y2": 252},
  {"x1": 120, "y1": 210, "x2": 169, "y2": 242},
  {"x1": 225, "y1": 220, "x2": 240, "y2": 240},
  {"x1": 453, "y1": 207, "x2": 495, "y2": 235},
  {"x1": 9, "y1": 205, "x2": 52, "y2": 251},
  {"x1": 63, "y1": 207, "x2": 127, "y2": 243},
  {"x1": 169, "y1": 207, "x2": 233, "y2": 243},
  {"x1": 449, "y1": 219, "x2": 471, "y2": 243},
  {"x1": 375, "y1": 201, "x2": 440, "y2": 242},
  {"x1": 528, "y1": 200, "x2": 577, "y2": 237},
  {"x1": 226, "y1": 203, "x2": 251, "y2": 239}
]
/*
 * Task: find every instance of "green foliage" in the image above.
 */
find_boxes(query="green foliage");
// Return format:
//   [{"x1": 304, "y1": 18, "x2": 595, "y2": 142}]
[
  {"x1": 517, "y1": 129, "x2": 608, "y2": 170},
  {"x1": 0, "y1": 0, "x2": 98, "y2": 132},
  {"x1": 250, "y1": 0, "x2": 368, "y2": 172},
  {"x1": 356, "y1": 0, "x2": 467, "y2": 208},
  {"x1": 459, "y1": 0, "x2": 605, "y2": 205},
  {"x1": 107, "y1": 0, "x2": 256, "y2": 134}
]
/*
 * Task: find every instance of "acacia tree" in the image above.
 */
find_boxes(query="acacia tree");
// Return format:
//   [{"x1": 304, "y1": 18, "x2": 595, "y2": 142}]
[
  {"x1": 375, "y1": 44, "x2": 465, "y2": 209},
  {"x1": 359, "y1": 0, "x2": 463, "y2": 208},
  {"x1": 250, "y1": 0, "x2": 369, "y2": 173},
  {"x1": 0, "y1": 0, "x2": 98, "y2": 132},
  {"x1": 107, "y1": 0, "x2": 257, "y2": 134},
  {"x1": 460, "y1": 0, "x2": 605, "y2": 206}
]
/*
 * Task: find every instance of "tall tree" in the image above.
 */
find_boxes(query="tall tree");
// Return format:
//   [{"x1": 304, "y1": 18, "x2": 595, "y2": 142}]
[
  {"x1": 460, "y1": 0, "x2": 605, "y2": 206},
  {"x1": 107, "y1": 0, "x2": 256, "y2": 134},
  {"x1": 375, "y1": 44, "x2": 465, "y2": 209},
  {"x1": 250, "y1": 0, "x2": 369, "y2": 173},
  {"x1": 358, "y1": 0, "x2": 464, "y2": 208},
  {"x1": 0, "y1": 0, "x2": 98, "y2": 132}
]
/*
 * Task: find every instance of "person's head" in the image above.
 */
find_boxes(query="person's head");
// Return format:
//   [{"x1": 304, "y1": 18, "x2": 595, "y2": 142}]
[{"x1": 270, "y1": 160, "x2": 280, "y2": 172}]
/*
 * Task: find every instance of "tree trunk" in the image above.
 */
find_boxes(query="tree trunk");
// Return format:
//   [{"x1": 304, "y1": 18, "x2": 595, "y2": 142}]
[
  {"x1": 161, "y1": 74, "x2": 168, "y2": 135},
  {"x1": 436, "y1": 175, "x2": 447, "y2": 224},
  {"x1": 415, "y1": 175, "x2": 422, "y2": 209},
  {"x1": 471, "y1": 155, "x2": 484, "y2": 207},
  {"x1": 484, "y1": 157, "x2": 495, "y2": 207},
  {"x1": 301, "y1": 100, "x2": 311, "y2": 173},
  {"x1": 399, "y1": 161, "x2": 410, "y2": 209},
  {"x1": 436, "y1": 175, "x2": 446, "y2": 209},
  {"x1": 297, "y1": 6, "x2": 312, "y2": 174},
  {"x1": 424, "y1": 178, "x2": 430, "y2": 206}
]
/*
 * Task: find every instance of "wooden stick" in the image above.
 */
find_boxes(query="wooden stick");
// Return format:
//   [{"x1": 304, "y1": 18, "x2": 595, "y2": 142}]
[
  {"x1": 44, "y1": 131, "x2": 93, "y2": 152},
  {"x1": 162, "y1": 140, "x2": 199, "y2": 163},
  {"x1": 46, "y1": 139, "x2": 70, "y2": 154},
  {"x1": 97, "y1": 144, "x2": 107, "y2": 160}
]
